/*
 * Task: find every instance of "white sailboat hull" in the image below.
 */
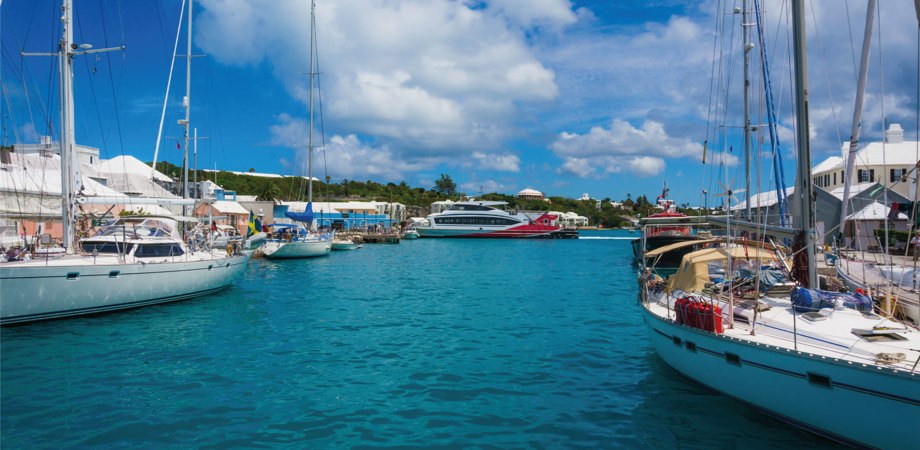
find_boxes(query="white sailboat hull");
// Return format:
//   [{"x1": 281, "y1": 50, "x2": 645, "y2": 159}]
[
  {"x1": 0, "y1": 253, "x2": 250, "y2": 325},
  {"x1": 261, "y1": 239, "x2": 331, "y2": 259},
  {"x1": 836, "y1": 260, "x2": 920, "y2": 324},
  {"x1": 641, "y1": 305, "x2": 920, "y2": 449}
]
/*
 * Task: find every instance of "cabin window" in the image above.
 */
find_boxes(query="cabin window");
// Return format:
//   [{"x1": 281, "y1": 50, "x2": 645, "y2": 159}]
[
  {"x1": 81, "y1": 242, "x2": 134, "y2": 254},
  {"x1": 807, "y1": 372, "x2": 832, "y2": 388},
  {"x1": 685, "y1": 341, "x2": 697, "y2": 353},
  {"x1": 134, "y1": 243, "x2": 185, "y2": 257},
  {"x1": 725, "y1": 352, "x2": 741, "y2": 366},
  {"x1": 672, "y1": 336, "x2": 682, "y2": 346}
]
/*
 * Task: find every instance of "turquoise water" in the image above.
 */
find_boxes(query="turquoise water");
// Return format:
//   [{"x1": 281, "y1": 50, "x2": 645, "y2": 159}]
[{"x1": 1, "y1": 230, "x2": 836, "y2": 448}]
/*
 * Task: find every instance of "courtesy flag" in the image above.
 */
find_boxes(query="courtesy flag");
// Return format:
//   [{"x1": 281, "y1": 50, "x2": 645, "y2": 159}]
[{"x1": 247, "y1": 211, "x2": 262, "y2": 237}]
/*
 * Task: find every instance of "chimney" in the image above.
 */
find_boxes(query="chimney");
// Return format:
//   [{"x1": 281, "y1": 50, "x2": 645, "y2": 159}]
[{"x1": 885, "y1": 123, "x2": 904, "y2": 144}]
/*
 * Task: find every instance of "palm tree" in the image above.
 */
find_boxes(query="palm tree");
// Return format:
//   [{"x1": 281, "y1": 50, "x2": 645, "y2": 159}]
[{"x1": 257, "y1": 181, "x2": 281, "y2": 203}]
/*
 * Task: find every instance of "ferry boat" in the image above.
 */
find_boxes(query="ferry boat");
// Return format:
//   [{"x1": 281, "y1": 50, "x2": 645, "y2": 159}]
[{"x1": 413, "y1": 200, "x2": 561, "y2": 238}]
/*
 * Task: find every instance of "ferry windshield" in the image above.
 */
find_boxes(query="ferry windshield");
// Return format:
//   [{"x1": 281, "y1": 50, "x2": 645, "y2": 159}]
[{"x1": 446, "y1": 204, "x2": 495, "y2": 211}]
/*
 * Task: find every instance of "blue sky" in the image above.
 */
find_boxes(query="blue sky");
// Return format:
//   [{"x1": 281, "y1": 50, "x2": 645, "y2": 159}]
[{"x1": 2, "y1": 0, "x2": 918, "y2": 204}]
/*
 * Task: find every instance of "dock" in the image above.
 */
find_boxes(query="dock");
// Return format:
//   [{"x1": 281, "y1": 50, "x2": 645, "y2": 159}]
[{"x1": 340, "y1": 231, "x2": 400, "y2": 244}]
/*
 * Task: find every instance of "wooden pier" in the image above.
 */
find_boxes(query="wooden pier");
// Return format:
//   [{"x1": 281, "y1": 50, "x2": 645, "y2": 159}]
[{"x1": 340, "y1": 231, "x2": 400, "y2": 244}]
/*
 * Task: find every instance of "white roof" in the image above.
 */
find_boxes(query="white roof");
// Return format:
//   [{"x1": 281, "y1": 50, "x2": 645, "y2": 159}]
[
  {"x1": 732, "y1": 187, "x2": 795, "y2": 210},
  {"x1": 813, "y1": 139, "x2": 920, "y2": 174},
  {"x1": 846, "y1": 201, "x2": 907, "y2": 221},
  {"x1": 518, "y1": 188, "x2": 544, "y2": 196},
  {"x1": 284, "y1": 201, "x2": 377, "y2": 214},
  {"x1": 812, "y1": 156, "x2": 844, "y2": 174},
  {"x1": 95, "y1": 155, "x2": 171, "y2": 182},
  {"x1": 0, "y1": 153, "x2": 126, "y2": 198},
  {"x1": 236, "y1": 195, "x2": 258, "y2": 202},
  {"x1": 827, "y1": 183, "x2": 878, "y2": 200},
  {"x1": 211, "y1": 200, "x2": 249, "y2": 215}
]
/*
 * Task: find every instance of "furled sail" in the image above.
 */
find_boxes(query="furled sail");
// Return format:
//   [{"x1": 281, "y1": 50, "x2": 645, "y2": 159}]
[{"x1": 284, "y1": 202, "x2": 314, "y2": 223}]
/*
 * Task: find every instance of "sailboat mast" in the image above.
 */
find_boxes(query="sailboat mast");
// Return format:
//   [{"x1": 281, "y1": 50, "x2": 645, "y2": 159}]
[
  {"x1": 743, "y1": 0, "x2": 753, "y2": 220},
  {"x1": 838, "y1": 0, "x2": 876, "y2": 244},
  {"x1": 307, "y1": 0, "x2": 316, "y2": 208},
  {"x1": 61, "y1": 0, "x2": 77, "y2": 252},
  {"x1": 791, "y1": 0, "x2": 818, "y2": 288},
  {"x1": 181, "y1": 0, "x2": 193, "y2": 214}
]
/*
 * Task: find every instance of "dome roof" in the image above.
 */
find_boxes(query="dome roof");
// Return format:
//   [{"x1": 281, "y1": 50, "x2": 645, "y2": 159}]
[{"x1": 517, "y1": 188, "x2": 544, "y2": 196}]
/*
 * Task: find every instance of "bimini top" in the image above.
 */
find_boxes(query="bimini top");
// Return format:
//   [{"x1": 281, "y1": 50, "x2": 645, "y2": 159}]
[{"x1": 670, "y1": 246, "x2": 785, "y2": 293}]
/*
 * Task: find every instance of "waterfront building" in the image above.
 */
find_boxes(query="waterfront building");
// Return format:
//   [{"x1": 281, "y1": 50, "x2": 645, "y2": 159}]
[
  {"x1": 812, "y1": 123, "x2": 919, "y2": 201},
  {"x1": 518, "y1": 188, "x2": 546, "y2": 201},
  {"x1": 430, "y1": 200, "x2": 455, "y2": 214},
  {"x1": 549, "y1": 211, "x2": 588, "y2": 227}
]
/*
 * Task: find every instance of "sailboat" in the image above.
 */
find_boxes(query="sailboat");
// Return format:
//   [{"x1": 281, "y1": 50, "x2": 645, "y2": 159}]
[
  {"x1": 260, "y1": 0, "x2": 332, "y2": 259},
  {"x1": 639, "y1": 1, "x2": 920, "y2": 447},
  {"x1": 0, "y1": 0, "x2": 250, "y2": 325}
]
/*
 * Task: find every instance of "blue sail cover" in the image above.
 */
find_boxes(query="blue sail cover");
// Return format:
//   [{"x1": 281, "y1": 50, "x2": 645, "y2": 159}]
[{"x1": 285, "y1": 202, "x2": 315, "y2": 223}]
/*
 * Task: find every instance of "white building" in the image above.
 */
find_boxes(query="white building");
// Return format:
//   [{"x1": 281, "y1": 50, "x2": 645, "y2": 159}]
[
  {"x1": 12, "y1": 135, "x2": 100, "y2": 166},
  {"x1": 430, "y1": 200, "x2": 455, "y2": 214},
  {"x1": 812, "y1": 123, "x2": 919, "y2": 201},
  {"x1": 550, "y1": 211, "x2": 588, "y2": 227},
  {"x1": 372, "y1": 201, "x2": 407, "y2": 224},
  {"x1": 517, "y1": 188, "x2": 546, "y2": 201}
]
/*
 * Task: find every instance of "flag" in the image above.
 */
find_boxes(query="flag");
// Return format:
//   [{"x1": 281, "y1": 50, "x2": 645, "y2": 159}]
[
  {"x1": 210, "y1": 222, "x2": 217, "y2": 232},
  {"x1": 247, "y1": 211, "x2": 262, "y2": 237},
  {"x1": 176, "y1": 142, "x2": 180, "y2": 151}
]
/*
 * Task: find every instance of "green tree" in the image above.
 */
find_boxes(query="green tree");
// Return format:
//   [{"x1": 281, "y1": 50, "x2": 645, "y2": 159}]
[
  {"x1": 434, "y1": 173, "x2": 457, "y2": 196},
  {"x1": 256, "y1": 181, "x2": 281, "y2": 203}
]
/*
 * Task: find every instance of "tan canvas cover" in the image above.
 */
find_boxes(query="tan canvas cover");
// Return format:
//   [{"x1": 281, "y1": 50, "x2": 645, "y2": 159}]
[{"x1": 670, "y1": 246, "x2": 783, "y2": 292}]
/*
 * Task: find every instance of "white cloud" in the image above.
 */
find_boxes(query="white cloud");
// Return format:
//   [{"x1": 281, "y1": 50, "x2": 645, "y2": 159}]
[
  {"x1": 626, "y1": 156, "x2": 666, "y2": 177},
  {"x1": 196, "y1": 0, "x2": 567, "y2": 160},
  {"x1": 459, "y1": 179, "x2": 514, "y2": 194},
  {"x1": 472, "y1": 152, "x2": 521, "y2": 172},
  {"x1": 550, "y1": 119, "x2": 705, "y2": 177},
  {"x1": 268, "y1": 114, "x2": 432, "y2": 180},
  {"x1": 557, "y1": 157, "x2": 596, "y2": 177}
]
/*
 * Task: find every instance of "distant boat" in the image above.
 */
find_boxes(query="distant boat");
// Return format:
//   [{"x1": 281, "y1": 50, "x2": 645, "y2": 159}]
[
  {"x1": 631, "y1": 184, "x2": 706, "y2": 269},
  {"x1": 331, "y1": 237, "x2": 359, "y2": 251},
  {"x1": 261, "y1": 224, "x2": 331, "y2": 259},
  {"x1": 413, "y1": 199, "x2": 561, "y2": 238},
  {"x1": 402, "y1": 229, "x2": 420, "y2": 239}
]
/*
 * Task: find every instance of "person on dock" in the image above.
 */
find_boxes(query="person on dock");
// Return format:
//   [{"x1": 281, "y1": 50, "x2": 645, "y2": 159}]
[{"x1": 911, "y1": 232, "x2": 920, "y2": 259}]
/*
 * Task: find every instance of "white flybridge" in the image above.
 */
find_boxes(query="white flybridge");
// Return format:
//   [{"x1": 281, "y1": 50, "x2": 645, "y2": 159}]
[
  {"x1": 639, "y1": 1, "x2": 919, "y2": 447},
  {"x1": 260, "y1": 0, "x2": 332, "y2": 259},
  {"x1": 0, "y1": 0, "x2": 249, "y2": 325}
]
